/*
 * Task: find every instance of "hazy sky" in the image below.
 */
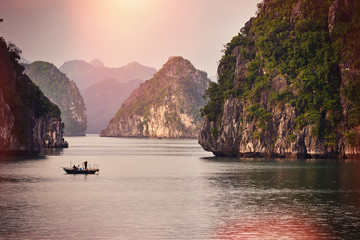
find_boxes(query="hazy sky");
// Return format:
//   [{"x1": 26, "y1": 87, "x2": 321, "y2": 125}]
[{"x1": 0, "y1": 0, "x2": 261, "y2": 76}]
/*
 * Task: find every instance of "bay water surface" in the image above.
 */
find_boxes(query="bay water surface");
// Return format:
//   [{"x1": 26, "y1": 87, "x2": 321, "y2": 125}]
[{"x1": 1, "y1": 135, "x2": 360, "y2": 239}]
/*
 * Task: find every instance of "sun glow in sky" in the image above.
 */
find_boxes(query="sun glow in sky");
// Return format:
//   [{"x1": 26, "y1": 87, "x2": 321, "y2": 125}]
[{"x1": 0, "y1": 0, "x2": 260, "y2": 76}]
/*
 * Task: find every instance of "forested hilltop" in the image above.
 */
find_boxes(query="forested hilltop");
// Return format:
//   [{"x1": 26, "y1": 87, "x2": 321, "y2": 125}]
[
  {"x1": 24, "y1": 62, "x2": 87, "y2": 136},
  {"x1": 0, "y1": 38, "x2": 67, "y2": 155},
  {"x1": 101, "y1": 57, "x2": 210, "y2": 138},
  {"x1": 199, "y1": 0, "x2": 360, "y2": 158}
]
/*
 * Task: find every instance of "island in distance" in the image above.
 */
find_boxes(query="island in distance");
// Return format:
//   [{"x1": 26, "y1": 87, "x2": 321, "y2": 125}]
[
  {"x1": 24, "y1": 61, "x2": 87, "y2": 136},
  {"x1": 100, "y1": 56, "x2": 211, "y2": 138},
  {"x1": 60, "y1": 59, "x2": 157, "y2": 134}
]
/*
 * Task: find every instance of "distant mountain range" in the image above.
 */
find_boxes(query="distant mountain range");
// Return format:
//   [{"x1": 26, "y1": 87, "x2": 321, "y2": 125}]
[
  {"x1": 58, "y1": 59, "x2": 157, "y2": 133},
  {"x1": 59, "y1": 59, "x2": 157, "y2": 89},
  {"x1": 82, "y1": 78, "x2": 143, "y2": 134}
]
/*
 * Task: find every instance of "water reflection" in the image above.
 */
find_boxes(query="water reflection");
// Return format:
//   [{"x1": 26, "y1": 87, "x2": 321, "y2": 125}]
[
  {"x1": 0, "y1": 155, "x2": 46, "y2": 163},
  {"x1": 1, "y1": 137, "x2": 360, "y2": 239},
  {"x1": 203, "y1": 157, "x2": 360, "y2": 239},
  {"x1": 40, "y1": 148, "x2": 64, "y2": 156},
  {"x1": 213, "y1": 214, "x2": 329, "y2": 239}
]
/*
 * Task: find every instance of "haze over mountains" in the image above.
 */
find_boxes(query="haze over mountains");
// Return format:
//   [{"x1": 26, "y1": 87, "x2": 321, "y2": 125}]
[
  {"x1": 83, "y1": 78, "x2": 143, "y2": 133},
  {"x1": 2, "y1": 0, "x2": 360, "y2": 160},
  {"x1": 59, "y1": 59, "x2": 157, "y2": 89},
  {"x1": 58, "y1": 59, "x2": 157, "y2": 133}
]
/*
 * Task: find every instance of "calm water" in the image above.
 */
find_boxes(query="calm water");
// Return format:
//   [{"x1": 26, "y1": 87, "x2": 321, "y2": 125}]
[{"x1": 1, "y1": 135, "x2": 360, "y2": 239}]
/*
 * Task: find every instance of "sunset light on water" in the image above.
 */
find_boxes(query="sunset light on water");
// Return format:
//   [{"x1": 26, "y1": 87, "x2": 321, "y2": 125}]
[{"x1": 1, "y1": 0, "x2": 360, "y2": 239}]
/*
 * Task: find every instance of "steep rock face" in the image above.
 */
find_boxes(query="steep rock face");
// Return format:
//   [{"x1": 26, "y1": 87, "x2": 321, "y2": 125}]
[
  {"x1": 59, "y1": 60, "x2": 157, "y2": 89},
  {"x1": 0, "y1": 38, "x2": 67, "y2": 156},
  {"x1": 101, "y1": 57, "x2": 210, "y2": 138},
  {"x1": 24, "y1": 62, "x2": 87, "y2": 136},
  {"x1": 199, "y1": 0, "x2": 360, "y2": 158},
  {"x1": 83, "y1": 78, "x2": 143, "y2": 133},
  {"x1": 328, "y1": 0, "x2": 355, "y2": 31},
  {"x1": 333, "y1": 0, "x2": 360, "y2": 156}
]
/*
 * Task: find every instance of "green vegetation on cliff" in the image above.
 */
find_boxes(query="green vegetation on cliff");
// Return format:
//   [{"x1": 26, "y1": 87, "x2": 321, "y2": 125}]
[
  {"x1": 331, "y1": 1, "x2": 360, "y2": 146},
  {"x1": 202, "y1": 0, "x2": 360, "y2": 147},
  {"x1": 101, "y1": 57, "x2": 210, "y2": 138},
  {"x1": 116, "y1": 57, "x2": 208, "y2": 123},
  {"x1": 0, "y1": 37, "x2": 64, "y2": 149},
  {"x1": 24, "y1": 61, "x2": 87, "y2": 136}
]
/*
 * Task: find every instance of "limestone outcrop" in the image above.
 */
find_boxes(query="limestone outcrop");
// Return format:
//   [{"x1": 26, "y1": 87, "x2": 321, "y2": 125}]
[
  {"x1": 101, "y1": 57, "x2": 210, "y2": 138},
  {"x1": 24, "y1": 61, "x2": 87, "y2": 136},
  {"x1": 199, "y1": 0, "x2": 360, "y2": 159},
  {"x1": 0, "y1": 38, "x2": 67, "y2": 155}
]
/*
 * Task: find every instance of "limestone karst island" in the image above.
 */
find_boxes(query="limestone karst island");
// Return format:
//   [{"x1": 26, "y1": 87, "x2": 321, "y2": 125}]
[
  {"x1": 199, "y1": 0, "x2": 360, "y2": 159},
  {"x1": 1, "y1": 0, "x2": 360, "y2": 239},
  {"x1": 0, "y1": 39, "x2": 68, "y2": 155},
  {"x1": 0, "y1": 0, "x2": 359, "y2": 160},
  {"x1": 100, "y1": 57, "x2": 210, "y2": 138}
]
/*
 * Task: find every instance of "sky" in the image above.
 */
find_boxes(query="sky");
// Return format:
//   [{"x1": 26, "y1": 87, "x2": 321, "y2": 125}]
[{"x1": 0, "y1": 0, "x2": 261, "y2": 77}]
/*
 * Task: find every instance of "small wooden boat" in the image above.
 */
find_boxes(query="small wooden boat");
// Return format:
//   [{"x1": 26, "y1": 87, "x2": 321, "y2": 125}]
[{"x1": 62, "y1": 167, "x2": 99, "y2": 174}]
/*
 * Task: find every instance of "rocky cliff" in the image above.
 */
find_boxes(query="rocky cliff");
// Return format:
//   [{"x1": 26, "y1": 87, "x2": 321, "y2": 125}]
[
  {"x1": 101, "y1": 57, "x2": 210, "y2": 138},
  {"x1": 0, "y1": 38, "x2": 67, "y2": 156},
  {"x1": 199, "y1": 0, "x2": 360, "y2": 159},
  {"x1": 24, "y1": 62, "x2": 87, "y2": 136}
]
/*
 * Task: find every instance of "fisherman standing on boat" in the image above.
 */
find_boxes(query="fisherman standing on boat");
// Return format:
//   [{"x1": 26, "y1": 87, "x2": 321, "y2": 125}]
[{"x1": 84, "y1": 161, "x2": 88, "y2": 169}]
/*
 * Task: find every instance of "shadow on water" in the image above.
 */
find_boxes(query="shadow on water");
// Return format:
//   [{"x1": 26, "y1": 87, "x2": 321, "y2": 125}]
[
  {"x1": 0, "y1": 147, "x2": 65, "y2": 163},
  {"x1": 0, "y1": 155, "x2": 46, "y2": 163},
  {"x1": 0, "y1": 155, "x2": 52, "y2": 185},
  {"x1": 40, "y1": 148, "x2": 64, "y2": 156}
]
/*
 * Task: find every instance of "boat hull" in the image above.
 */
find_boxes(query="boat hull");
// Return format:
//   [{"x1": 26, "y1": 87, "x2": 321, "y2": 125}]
[{"x1": 63, "y1": 168, "x2": 99, "y2": 174}]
